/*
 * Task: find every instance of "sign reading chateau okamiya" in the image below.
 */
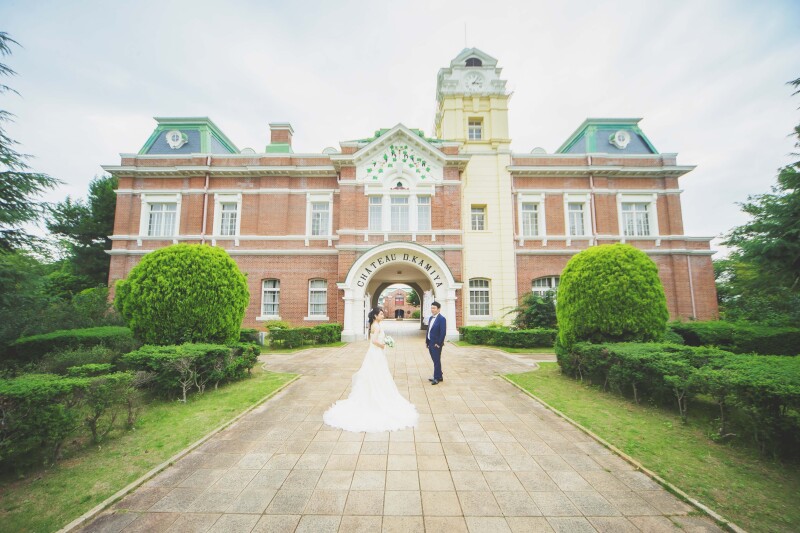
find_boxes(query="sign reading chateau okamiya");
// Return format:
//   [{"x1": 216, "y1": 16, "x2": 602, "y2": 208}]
[
  {"x1": 355, "y1": 253, "x2": 446, "y2": 288},
  {"x1": 103, "y1": 47, "x2": 719, "y2": 343}
]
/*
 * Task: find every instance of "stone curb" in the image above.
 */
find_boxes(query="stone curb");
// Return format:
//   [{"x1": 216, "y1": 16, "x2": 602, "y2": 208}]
[
  {"x1": 500, "y1": 374, "x2": 747, "y2": 533},
  {"x1": 57, "y1": 372, "x2": 302, "y2": 533}
]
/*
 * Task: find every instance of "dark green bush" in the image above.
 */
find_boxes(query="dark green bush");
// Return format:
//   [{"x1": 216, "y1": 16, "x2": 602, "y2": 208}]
[
  {"x1": 268, "y1": 324, "x2": 342, "y2": 348},
  {"x1": 459, "y1": 326, "x2": 557, "y2": 348},
  {"x1": 66, "y1": 363, "x2": 114, "y2": 377},
  {"x1": 559, "y1": 342, "x2": 800, "y2": 458},
  {"x1": 556, "y1": 244, "x2": 669, "y2": 350},
  {"x1": 7, "y1": 326, "x2": 137, "y2": 365},
  {"x1": 509, "y1": 291, "x2": 557, "y2": 329},
  {"x1": 36, "y1": 345, "x2": 121, "y2": 375},
  {"x1": 669, "y1": 321, "x2": 800, "y2": 356},
  {"x1": 82, "y1": 371, "x2": 136, "y2": 443},
  {"x1": 0, "y1": 374, "x2": 88, "y2": 468},
  {"x1": 239, "y1": 328, "x2": 261, "y2": 344},
  {"x1": 114, "y1": 244, "x2": 249, "y2": 345},
  {"x1": 122, "y1": 343, "x2": 258, "y2": 401}
]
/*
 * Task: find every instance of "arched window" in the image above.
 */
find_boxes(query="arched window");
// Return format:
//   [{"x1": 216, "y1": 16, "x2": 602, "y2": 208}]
[
  {"x1": 465, "y1": 57, "x2": 483, "y2": 67},
  {"x1": 469, "y1": 278, "x2": 491, "y2": 317},
  {"x1": 261, "y1": 279, "x2": 280, "y2": 317},
  {"x1": 308, "y1": 279, "x2": 328, "y2": 317},
  {"x1": 532, "y1": 276, "x2": 559, "y2": 297}
]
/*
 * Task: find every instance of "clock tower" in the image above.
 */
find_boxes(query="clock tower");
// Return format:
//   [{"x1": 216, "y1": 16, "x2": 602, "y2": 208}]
[
  {"x1": 434, "y1": 48, "x2": 511, "y2": 150},
  {"x1": 435, "y1": 48, "x2": 518, "y2": 326}
]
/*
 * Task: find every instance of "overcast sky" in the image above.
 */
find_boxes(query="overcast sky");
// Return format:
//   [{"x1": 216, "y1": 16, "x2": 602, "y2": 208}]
[{"x1": 2, "y1": 0, "x2": 798, "y2": 251}]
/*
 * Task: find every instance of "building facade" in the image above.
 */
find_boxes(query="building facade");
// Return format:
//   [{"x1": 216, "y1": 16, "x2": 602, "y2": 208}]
[{"x1": 105, "y1": 48, "x2": 718, "y2": 341}]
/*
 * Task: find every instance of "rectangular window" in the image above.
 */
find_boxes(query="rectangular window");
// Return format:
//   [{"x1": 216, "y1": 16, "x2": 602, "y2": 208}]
[
  {"x1": 521, "y1": 203, "x2": 538, "y2": 237},
  {"x1": 309, "y1": 279, "x2": 327, "y2": 316},
  {"x1": 311, "y1": 202, "x2": 330, "y2": 236},
  {"x1": 391, "y1": 197, "x2": 409, "y2": 231},
  {"x1": 532, "y1": 276, "x2": 559, "y2": 298},
  {"x1": 261, "y1": 279, "x2": 280, "y2": 316},
  {"x1": 568, "y1": 202, "x2": 585, "y2": 236},
  {"x1": 417, "y1": 196, "x2": 431, "y2": 231},
  {"x1": 219, "y1": 202, "x2": 238, "y2": 236},
  {"x1": 471, "y1": 206, "x2": 486, "y2": 231},
  {"x1": 622, "y1": 202, "x2": 650, "y2": 236},
  {"x1": 468, "y1": 119, "x2": 483, "y2": 141},
  {"x1": 469, "y1": 279, "x2": 490, "y2": 316},
  {"x1": 148, "y1": 203, "x2": 177, "y2": 237},
  {"x1": 369, "y1": 196, "x2": 382, "y2": 230}
]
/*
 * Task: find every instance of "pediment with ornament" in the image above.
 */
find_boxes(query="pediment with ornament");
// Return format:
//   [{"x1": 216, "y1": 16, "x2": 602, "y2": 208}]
[{"x1": 353, "y1": 125, "x2": 445, "y2": 185}]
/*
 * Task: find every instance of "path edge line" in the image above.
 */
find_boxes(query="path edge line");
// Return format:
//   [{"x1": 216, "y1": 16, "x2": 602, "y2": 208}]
[
  {"x1": 499, "y1": 374, "x2": 746, "y2": 533},
  {"x1": 57, "y1": 373, "x2": 302, "y2": 533}
]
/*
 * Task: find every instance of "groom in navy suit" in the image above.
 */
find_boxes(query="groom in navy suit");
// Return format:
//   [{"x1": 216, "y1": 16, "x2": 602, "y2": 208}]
[{"x1": 426, "y1": 301, "x2": 447, "y2": 385}]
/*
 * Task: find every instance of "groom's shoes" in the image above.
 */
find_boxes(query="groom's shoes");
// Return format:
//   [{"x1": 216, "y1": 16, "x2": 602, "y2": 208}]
[
  {"x1": 428, "y1": 377, "x2": 443, "y2": 383},
  {"x1": 430, "y1": 379, "x2": 440, "y2": 385}
]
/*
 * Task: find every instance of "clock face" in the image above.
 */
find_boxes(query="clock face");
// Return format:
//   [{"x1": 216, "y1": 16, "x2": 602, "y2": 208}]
[{"x1": 464, "y1": 72, "x2": 484, "y2": 92}]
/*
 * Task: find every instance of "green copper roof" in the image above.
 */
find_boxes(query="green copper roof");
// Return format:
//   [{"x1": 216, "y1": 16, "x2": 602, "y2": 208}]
[
  {"x1": 139, "y1": 117, "x2": 239, "y2": 155},
  {"x1": 556, "y1": 118, "x2": 658, "y2": 155}
]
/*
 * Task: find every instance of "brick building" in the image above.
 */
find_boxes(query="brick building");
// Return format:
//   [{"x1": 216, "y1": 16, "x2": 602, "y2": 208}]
[
  {"x1": 380, "y1": 288, "x2": 420, "y2": 320},
  {"x1": 104, "y1": 48, "x2": 718, "y2": 341}
]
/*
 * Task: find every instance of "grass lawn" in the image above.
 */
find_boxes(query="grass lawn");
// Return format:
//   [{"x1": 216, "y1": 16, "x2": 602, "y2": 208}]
[
  {"x1": 262, "y1": 341, "x2": 347, "y2": 354},
  {"x1": 0, "y1": 367, "x2": 296, "y2": 533},
  {"x1": 506, "y1": 363, "x2": 800, "y2": 533},
  {"x1": 454, "y1": 340, "x2": 555, "y2": 354}
]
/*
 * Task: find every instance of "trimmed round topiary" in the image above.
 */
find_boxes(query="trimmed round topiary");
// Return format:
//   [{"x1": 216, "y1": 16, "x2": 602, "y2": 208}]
[
  {"x1": 556, "y1": 243, "x2": 668, "y2": 350},
  {"x1": 114, "y1": 244, "x2": 249, "y2": 345}
]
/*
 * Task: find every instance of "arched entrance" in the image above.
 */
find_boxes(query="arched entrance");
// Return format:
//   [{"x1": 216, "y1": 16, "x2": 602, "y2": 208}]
[{"x1": 338, "y1": 242, "x2": 462, "y2": 341}]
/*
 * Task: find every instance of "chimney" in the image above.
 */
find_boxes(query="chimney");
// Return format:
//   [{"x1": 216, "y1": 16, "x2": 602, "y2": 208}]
[{"x1": 269, "y1": 122, "x2": 293, "y2": 148}]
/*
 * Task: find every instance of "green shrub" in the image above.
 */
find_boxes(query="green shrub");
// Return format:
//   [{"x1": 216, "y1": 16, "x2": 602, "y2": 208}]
[
  {"x1": 268, "y1": 324, "x2": 342, "y2": 348},
  {"x1": 0, "y1": 374, "x2": 89, "y2": 468},
  {"x1": 8, "y1": 326, "x2": 137, "y2": 365},
  {"x1": 411, "y1": 310, "x2": 421, "y2": 319},
  {"x1": 669, "y1": 321, "x2": 800, "y2": 356},
  {"x1": 36, "y1": 345, "x2": 121, "y2": 375},
  {"x1": 122, "y1": 343, "x2": 259, "y2": 401},
  {"x1": 239, "y1": 328, "x2": 261, "y2": 344},
  {"x1": 459, "y1": 326, "x2": 557, "y2": 348},
  {"x1": 81, "y1": 372, "x2": 136, "y2": 443},
  {"x1": 263, "y1": 320, "x2": 290, "y2": 330},
  {"x1": 66, "y1": 363, "x2": 114, "y2": 377},
  {"x1": 114, "y1": 244, "x2": 249, "y2": 345},
  {"x1": 508, "y1": 291, "x2": 557, "y2": 329},
  {"x1": 556, "y1": 244, "x2": 669, "y2": 350}
]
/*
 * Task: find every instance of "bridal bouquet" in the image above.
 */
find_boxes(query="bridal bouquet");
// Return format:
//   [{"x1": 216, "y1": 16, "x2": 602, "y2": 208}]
[{"x1": 384, "y1": 336, "x2": 395, "y2": 348}]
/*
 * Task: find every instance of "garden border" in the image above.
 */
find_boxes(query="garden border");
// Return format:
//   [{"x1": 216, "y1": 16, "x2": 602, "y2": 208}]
[
  {"x1": 500, "y1": 374, "x2": 746, "y2": 533},
  {"x1": 57, "y1": 371, "x2": 302, "y2": 533}
]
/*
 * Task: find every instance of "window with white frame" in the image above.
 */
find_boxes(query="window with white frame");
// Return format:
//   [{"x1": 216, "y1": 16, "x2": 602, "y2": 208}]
[
  {"x1": 213, "y1": 193, "x2": 242, "y2": 237},
  {"x1": 468, "y1": 119, "x2": 483, "y2": 141},
  {"x1": 622, "y1": 202, "x2": 651, "y2": 236},
  {"x1": 369, "y1": 196, "x2": 382, "y2": 230},
  {"x1": 469, "y1": 279, "x2": 490, "y2": 317},
  {"x1": 568, "y1": 202, "x2": 586, "y2": 236},
  {"x1": 471, "y1": 205, "x2": 486, "y2": 231},
  {"x1": 532, "y1": 276, "x2": 559, "y2": 297},
  {"x1": 521, "y1": 203, "x2": 539, "y2": 237},
  {"x1": 219, "y1": 203, "x2": 238, "y2": 235},
  {"x1": 308, "y1": 279, "x2": 327, "y2": 317},
  {"x1": 390, "y1": 196, "x2": 409, "y2": 231},
  {"x1": 311, "y1": 202, "x2": 330, "y2": 236},
  {"x1": 147, "y1": 203, "x2": 177, "y2": 237},
  {"x1": 261, "y1": 279, "x2": 280, "y2": 317},
  {"x1": 417, "y1": 196, "x2": 431, "y2": 231}
]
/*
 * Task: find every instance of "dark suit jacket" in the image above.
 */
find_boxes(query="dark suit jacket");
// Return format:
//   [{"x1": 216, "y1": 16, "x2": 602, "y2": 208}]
[{"x1": 426, "y1": 314, "x2": 447, "y2": 348}]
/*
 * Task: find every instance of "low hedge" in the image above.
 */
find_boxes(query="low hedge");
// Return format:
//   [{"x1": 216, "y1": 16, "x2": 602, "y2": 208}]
[
  {"x1": 459, "y1": 326, "x2": 556, "y2": 348},
  {"x1": 36, "y1": 345, "x2": 122, "y2": 375},
  {"x1": 557, "y1": 342, "x2": 800, "y2": 458},
  {"x1": 122, "y1": 343, "x2": 259, "y2": 401},
  {"x1": 268, "y1": 323, "x2": 342, "y2": 348},
  {"x1": 8, "y1": 327, "x2": 138, "y2": 365},
  {"x1": 239, "y1": 328, "x2": 261, "y2": 344},
  {"x1": 0, "y1": 371, "x2": 137, "y2": 469},
  {"x1": 669, "y1": 321, "x2": 800, "y2": 356}
]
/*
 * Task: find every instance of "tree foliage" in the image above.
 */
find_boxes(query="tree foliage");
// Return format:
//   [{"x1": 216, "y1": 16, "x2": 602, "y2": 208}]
[
  {"x1": 114, "y1": 244, "x2": 250, "y2": 345},
  {"x1": 47, "y1": 175, "x2": 117, "y2": 287},
  {"x1": 508, "y1": 291, "x2": 557, "y2": 329},
  {"x1": 0, "y1": 32, "x2": 60, "y2": 252},
  {"x1": 556, "y1": 244, "x2": 668, "y2": 350},
  {"x1": 407, "y1": 289, "x2": 420, "y2": 307}
]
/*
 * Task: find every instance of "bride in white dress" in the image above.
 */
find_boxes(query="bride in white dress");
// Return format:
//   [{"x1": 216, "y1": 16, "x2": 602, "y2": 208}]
[{"x1": 323, "y1": 307, "x2": 419, "y2": 432}]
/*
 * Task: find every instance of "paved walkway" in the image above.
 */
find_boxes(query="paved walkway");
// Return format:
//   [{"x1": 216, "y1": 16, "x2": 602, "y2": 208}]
[{"x1": 80, "y1": 321, "x2": 724, "y2": 533}]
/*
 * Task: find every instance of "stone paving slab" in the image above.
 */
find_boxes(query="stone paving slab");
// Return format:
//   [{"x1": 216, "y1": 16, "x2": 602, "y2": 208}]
[{"x1": 76, "y1": 321, "x2": 725, "y2": 532}]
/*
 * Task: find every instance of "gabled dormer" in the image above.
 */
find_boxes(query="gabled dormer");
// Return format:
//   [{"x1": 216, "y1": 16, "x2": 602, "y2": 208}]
[
  {"x1": 138, "y1": 117, "x2": 239, "y2": 155},
  {"x1": 557, "y1": 118, "x2": 658, "y2": 154}
]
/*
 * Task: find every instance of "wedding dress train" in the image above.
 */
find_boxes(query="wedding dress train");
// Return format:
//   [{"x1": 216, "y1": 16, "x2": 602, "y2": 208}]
[{"x1": 323, "y1": 325, "x2": 419, "y2": 432}]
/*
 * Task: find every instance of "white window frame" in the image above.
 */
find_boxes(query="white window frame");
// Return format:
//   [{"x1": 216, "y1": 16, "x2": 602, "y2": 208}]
[
  {"x1": 517, "y1": 193, "x2": 547, "y2": 246},
  {"x1": 468, "y1": 278, "x2": 491, "y2": 318},
  {"x1": 617, "y1": 193, "x2": 659, "y2": 244},
  {"x1": 307, "y1": 279, "x2": 329, "y2": 320},
  {"x1": 471, "y1": 205, "x2": 486, "y2": 231},
  {"x1": 138, "y1": 193, "x2": 181, "y2": 245},
  {"x1": 259, "y1": 279, "x2": 280, "y2": 319},
  {"x1": 305, "y1": 193, "x2": 333, "y2": 246},
  {"x1": 212, "y1": 193, "x2": 242, "y2": 246},
  {"x1": 417, "y1": 195, "x2": 431, "y2": 231},
  {"x1": 563, "y1": 193, "x2": 591, "y2": 246},
  {"x1": 390, "y1": 196, "x2": 410, "y2": 232},
  {"x1": 468, "y1": 118, "x2": 483, "y2": 141},
  {"x1": 368, "y1": 195, "x2": 383, "y2": 231},
  {"x1": 532, "y1": 276, "x2": 559, "y2": 298}
]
